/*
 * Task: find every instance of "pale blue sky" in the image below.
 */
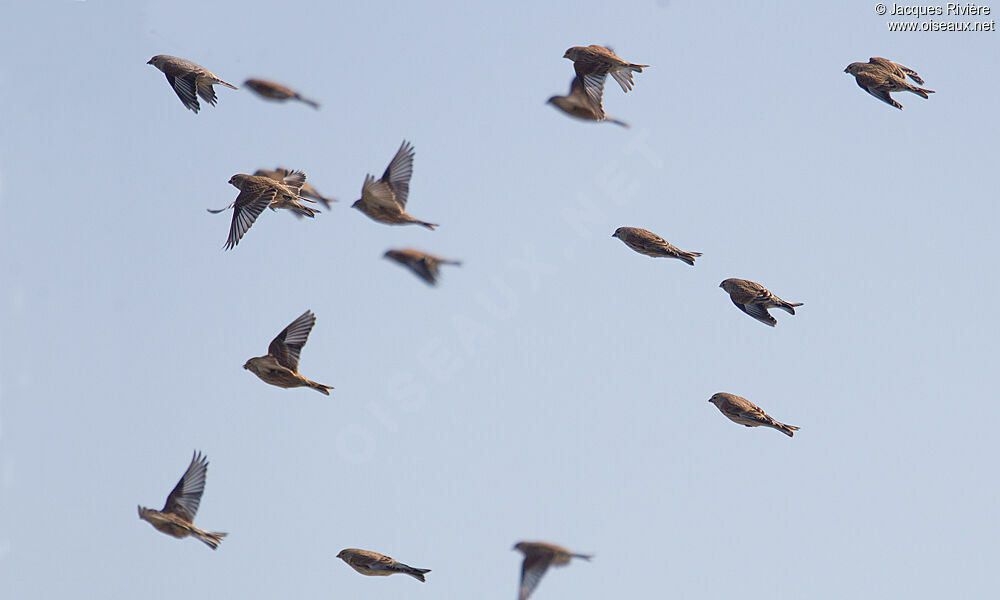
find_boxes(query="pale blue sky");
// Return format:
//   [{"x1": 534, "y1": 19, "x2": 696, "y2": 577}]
[{"x1": 2, "y1": 1, "x2": 998, "y2": 598}]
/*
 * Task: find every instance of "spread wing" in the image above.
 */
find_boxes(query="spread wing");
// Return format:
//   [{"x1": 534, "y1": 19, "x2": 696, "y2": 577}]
[
  {"x1": 225, "y1": 186, "x2": 275, "y2": 250},
  {"x1": 380, "y1": 140, "x2": 415, "y2": 207},
  {"x1": 519, "y1": 553, "x2": 553, "y2": 600},
  {"x1": 854, "y1": 72, "x2": 898, "y2": 108},
  {"x1": 268, "y1": 310, "x2": 317, "y2": 372},
  {"x1": 161, "y1": 451, "x2": 209, "y2": 522},
  {"x1": 362, "y1": 174, "x2": 402, "y2": 210},
  {"x1": 165, "y1": 72, "x2": 200, "y2": 113}
]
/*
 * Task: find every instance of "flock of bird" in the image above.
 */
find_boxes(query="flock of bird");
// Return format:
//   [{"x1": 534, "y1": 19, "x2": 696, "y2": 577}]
[{"x1": 139, "y1": 46, "x2": 934, "y2": 600}]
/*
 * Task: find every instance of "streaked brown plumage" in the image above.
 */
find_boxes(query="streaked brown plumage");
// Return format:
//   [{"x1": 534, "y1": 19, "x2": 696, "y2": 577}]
[
  {"x1": 720, "y1": 278, "x2": 802, "y2": 327},
  {"x1": 138, "y1": 451, "x2": 227, "y2": 549},
  {"x1": 563, "y1": 45, "x2": 647, "y2": 113},
  {"x1": 844, "y1": 61, "x2": 934, "y2": 109},
  {"x1": 254, "y1": 168, "x2": 336, "y2": 210},
  {"x1": 547, "y1": 76, "x2": 628, "y2": 127},
  {"x1": 208, "y1": 171, "x2": 314, "y2": 250},
  {"x1": 612, "y1": 227, "x2": 701, "y2": 265},
  {"x1": 336, "y1": 548, "x2": 431, "y2": 582},
  {"x1": 514, "y1": 541, "x2": 591, "y2": 600},
  {"x1": 708, "y1": 392, "x2": 799, "y2": 437},
  {"x1": 866, "y1": 57, "x2": 925, "y2": 84},
  {"x1": 243, "y1": 78, "x2": 320, "y2": 109},
  {"x1": 352, "y1": 140, "x2": 437, "y2": 229},
  {"x1": 243, "y1": 310, "x2": 332, "y2": 395},
  {"x1": 146, "y1": 55, "x2": 237, "y2": 113},
  {"x1": 384, "y1": 249, "x2": 461, "y2": 286}
]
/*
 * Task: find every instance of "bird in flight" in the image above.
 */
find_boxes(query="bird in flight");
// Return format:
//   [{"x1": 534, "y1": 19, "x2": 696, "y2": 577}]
[
  {"x1": 147, "y1": 55, "x2": 237, "y2": 113},
  {"x1": 513, "y1": 541, "x2": 591, "y2": 600},
  {"x1": 563, "y1": 45, "x2": 647, "y2": 118},
  {"x1": 352, "y1": 140, "x2": 438, "y2": 229},
  {"x1": 844, "y1": 59, "x2": 934, "y2": 109},
  {"x1": 336, "y1": 548, "x2": 431, "y2": 582},
  {"x1": 383, "y1": 248, "x2": 462, "y2": 286},
  {"x1": 720, "y1": 278, "x2": 802, "y2": 327},
  {"x1": 547, "y1": 76, "x2": 628, "y2": 127},
  {"x1": 208, "y1": 170, "x2": 315, "y2": 250},
  {"x1": 612, "y1": 227, "x2": 701, "y2": 265},
  {"x1": 243, "y1": 78, "x2": 320, "y2": 109},
  {"x1": 708, "y1": 392, "x2": 800, "y2": 437},
  {"x1": 137, "y1": 451, "x2": 227, "y2": 549},
  {"x1": 243, "y1": 310, "x2": 333, "y2": 395}
]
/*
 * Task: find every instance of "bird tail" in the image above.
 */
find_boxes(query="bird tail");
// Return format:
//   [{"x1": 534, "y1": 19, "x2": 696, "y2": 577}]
[
  {"x1": 444, "y1": 260, "x2": 463, "y2": 267},
  {"x1": 573, "y1": 553, "x2": 593, "y2": 561},
  {"x1": 778, "y1": 301, "x2": 803, "y2": 315},
  {"x1": 309, "y1": 381, "x2": 333, "y2": 396},
  {"x1": 206, "y1": 202, "x2": 235, "y2": 214},
  {"x1": 677, "y1": 250, "x2": 702, "y2": 266},
  {"x1": 291, "y1": 204, "x2": 319, "y2": 218},
  {"x1": 296, "y1": 96, "x2": 321, "y2": 110},
  {"x1": 218, "y1": 79, "x2": 238, "y2": 90},
  {"x1": 403, "y1": 567, "x2": 431, "y2": 582},
  {"x1": 607, "y1": 117, "x2": 630, "y2": 128},
  {"x1": 194, "y1": 529, "x2": 227, "y2": 550},
  {"x1": 419, "y1": 221, "x2": 439, "y2": 231},
  {"x1": 906, "y1": 84, "x2": 935, "y2": 98},
  {"x1": 775, "y1": 423, "x2": 800, "y2": 438}
]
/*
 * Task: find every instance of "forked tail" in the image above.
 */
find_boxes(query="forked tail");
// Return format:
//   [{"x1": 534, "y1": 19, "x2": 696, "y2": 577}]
[{"x1": 196, "y1": 530, "x2": 228, "y2": 550}]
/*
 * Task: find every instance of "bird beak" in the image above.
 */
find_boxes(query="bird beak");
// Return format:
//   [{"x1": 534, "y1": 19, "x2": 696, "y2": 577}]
[{"x1": 146, "y1": 59, "x2": 153, "y2": 65}]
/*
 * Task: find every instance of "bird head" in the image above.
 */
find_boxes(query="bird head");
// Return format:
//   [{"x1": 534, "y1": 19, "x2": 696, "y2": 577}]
[
  {"x1": 708, "y1": 393, "x2": 723, "y2": 406},
  {"x1": 719, "y1": 279, "x2": 736, "y2": 292},
  {"x1": 228, "y1": 174, "x2": 247, "y2": 188},
  {"x1": 147, "y1": 55, "x2": 163, "y2": 67},
  {"x1": 513, "y1": 542, "x2": 527, "y2": 553},
  {"x1": 242, "y1": 360, "x2": 252, "y2": 371},
  {"x1": 351, "y1": 199, "x2": 363, "y2": 209},
  {"x1": 563, "y1": 47, "x2": 577, "y2": 60},
  {"x1": 137, "y1": 505, "x2": 151, "y2": 519},
  {"x1": 611, "y1": 227, "x2": 624, "y2": 239},
  {"x1": 844, "y1": 63, "x2": 866, "y2": 75},
  {"x1": 383, "y1": 250, "x2": 400, "y2": 261},
  {"x1": 335, "y1": 550, "x2": 348, "y2": 559}
]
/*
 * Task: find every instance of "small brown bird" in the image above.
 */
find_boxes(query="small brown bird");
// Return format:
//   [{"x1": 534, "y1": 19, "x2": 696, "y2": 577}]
[
  {"x1": 384, "y1": 249, "x2": 462, "y2": 286},
  {"x1": 708, "y1": 392, "x2": 800, "y2": 437},
  {"x1": 138, "y1": 451, "x2": 227, "y2": 549},
  {"x1": 514, "y1": 542, "x2": 591, "y2": 600},
  {"x1": 547, "y1": 76, "x2": 628, "y2": 127},
  {"x1": 254, "y1": 168, "x2": 336, "y2": 210},
  {"x1": 844, "y1": 61, "x2": 934, "y2": 109},
  {"x1": 147, "y1": 55, "x2": 237, "y2": 113},
  {"x1": 563, "y1": 45, "x2": 648, "y2": 112},
  {"x1": 243, "y1": 78, "x2": 320, "y2": 109},
  {"x1": 720, "y1": 278, "x2": 802, "y2": 327},
  {"x1": 866, "y1": 57, "x2": 925, "y2": 85},
  {"x1": 243, "y1": 310, "x2": 333, "y2": 395},
  {"x1": 208, "y1": 171, "x2": 314, "y2": 250},
  {"x1": 336, "y1": 548, "x2": 431, "y2": 582},
  {"x1": 612, "y1": 227, "x2": 701, "y2": 265},
  {"x1": 352, "y1": 140, "x2": 437, "y2": 229}
]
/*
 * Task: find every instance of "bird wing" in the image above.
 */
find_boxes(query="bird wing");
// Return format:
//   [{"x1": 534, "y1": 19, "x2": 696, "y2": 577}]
[
  {"x1": 519, "y1": 553, "x2": 553, "y2": 600},
  {"x1": 409, "y1": 256, "x2": 439, "y2": 285},
  {"x1": 869, "y1": 57, "x2": 923, "y2": 84},
  {"x1": 165, "y1": 72, "x2": 200, "y2": 112},
  {"x1": 362, "y1": 175, "x2": 403, "y2": 210},
  {"x1": 196, "y1": 80, "x2": 219, "y2": 106},
  {"x1": 161, "y1": 451, "x2": 209, "y2": 522},
  {"x1": 732, "y1": 298, "x2": 776, "y2": 326},
  {"x1": 268, "y1": 310, "x2": 316, "y2": 372},
  {"x1": 225, "y1": 186, "x2": 275, "y2": 250},
  {"x1": 380, "y1": 140, "x2": 415, "y2": 207}
]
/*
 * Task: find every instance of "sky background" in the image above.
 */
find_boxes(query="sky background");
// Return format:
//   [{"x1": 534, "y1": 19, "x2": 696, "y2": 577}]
[{"x1": 1, "y1": 1, "x2": 998, "y2": 598}]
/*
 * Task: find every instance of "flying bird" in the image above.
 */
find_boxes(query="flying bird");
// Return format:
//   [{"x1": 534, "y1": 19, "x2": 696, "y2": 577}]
[
  {"x1": 137, "y1": 451, "x2": 227, "y2": 549},
  {"x1": 720, "y1": 278, "x2": 802, "y2": 327},
  {"x1": 611, "y1": 227, "x2": 701, "y2": 265},
  {"x1": 514, "y1": 541, "x2": 591, "y2": 600},
  {"x1": 352, "y1": 140, "x2": 438, "y2": 229},
  {"x1": 254, "y1": 167, "x2": 336, "y2": 210},
  {"x1": 243, "y1": 310, "x2": 333, "y2": 395},
  {"x1": 243, "y1": 78, "x2": 320, "y2": 109},
  {"x1": 708, "y1": 392, "x2": 800, "y2": 437},
  {"x1": 563, "y1": 45, "x2": 647, "y2": 113},
  {"x1": 208, "y1": 171, "x2": 315, "y2": 250},
  {"x1": 547, "y1": 76, "x2": 628, "y2": 127},
  {"x1": 147, "y1": 55, "x2": 237, "y2": 113},
  {"x1": 384, "y1": 249, "x2": 462, "y2": 286},
  {"x1": 844, "y1": 61, "x2": 934, "y2": 109},
  {"x1": 336, "y1": 548, "x2": 431, "y2": 582}
]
